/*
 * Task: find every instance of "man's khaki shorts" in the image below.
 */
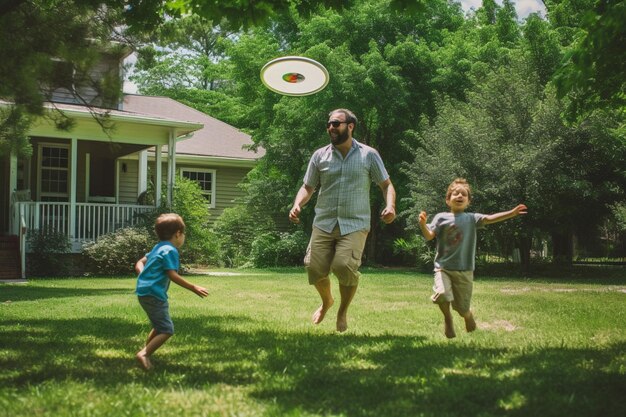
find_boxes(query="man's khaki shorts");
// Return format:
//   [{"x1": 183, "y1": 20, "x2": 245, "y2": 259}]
[
  {"x1": 430, "y1": 269, "x2": 474, "y2": 315},
  {"x1": 304, "y1": 226, "x2": 368, "y2": 286}
]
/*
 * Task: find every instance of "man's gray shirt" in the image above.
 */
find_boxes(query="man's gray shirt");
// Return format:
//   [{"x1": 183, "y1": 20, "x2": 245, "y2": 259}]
[{"x1": 303, "y1": 139, "x2": 389, "y2": 235}]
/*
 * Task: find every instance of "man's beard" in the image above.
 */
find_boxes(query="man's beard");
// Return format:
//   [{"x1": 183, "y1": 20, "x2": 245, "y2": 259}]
[{"x1": 330, "y1": 129, "x2": 349, "y2": 146}]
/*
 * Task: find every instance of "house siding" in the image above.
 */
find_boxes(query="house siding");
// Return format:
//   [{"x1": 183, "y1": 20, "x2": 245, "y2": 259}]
[
  {"x1": 118, "y1": 159, "x2": 139, "y2": 204},
  {"x1": 211, "y1": 166, "x2": 249, "y2": 221}
]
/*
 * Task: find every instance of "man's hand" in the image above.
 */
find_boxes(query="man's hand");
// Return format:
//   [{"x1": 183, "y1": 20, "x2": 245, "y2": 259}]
[
  {"x1": 289, "y1": 205, "x2": 301, "y2": 224},
  {"x1": 380, "y1": 206, "x2": 396, "y2": 224}
]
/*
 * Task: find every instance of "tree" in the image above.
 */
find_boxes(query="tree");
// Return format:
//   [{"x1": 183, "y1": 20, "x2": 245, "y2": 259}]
[
  {"x1": 548, "y1": 0, "x2": 626, "y2": 121},
  {"x1": 0, "y1": 0, "x2": 163, "y2": 157},
  {"x1": 403, "y1": 55, "x2": 625, "y2": 267}
]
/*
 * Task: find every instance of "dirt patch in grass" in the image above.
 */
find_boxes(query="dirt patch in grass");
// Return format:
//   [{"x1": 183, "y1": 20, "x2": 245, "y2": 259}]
[{"x1": 479, "y1": 320, "x2": 519, "y2": 332}]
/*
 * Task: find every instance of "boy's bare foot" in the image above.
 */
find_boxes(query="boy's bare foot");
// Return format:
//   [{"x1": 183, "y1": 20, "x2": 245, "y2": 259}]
[
  {"x1": 312, "y1": 299, "x2": 334, "y2": 324},
  {"x1": 136, "y1": 352, "x2": 153, "y2": 370},
  {"x1": 336, "y1": 314, "x2": 348, "y2": 333},
  {"x1": 444, "y1": 318, "x2": 456, "y2": 339},
  {"x1": 464, "y1": 312, "x2": 477, "y2": 333}
]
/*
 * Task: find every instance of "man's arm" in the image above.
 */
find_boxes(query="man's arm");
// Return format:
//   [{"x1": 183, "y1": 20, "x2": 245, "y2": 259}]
[
  {"x1": 289, "y1": 184, "x2": 316, "y2": 224},
  {"x1": 378, "y1": 178, "x2": 396, "y2": 224},
  {"x1": 482, "y1": 204, "x2": 528, "y2": 225}
]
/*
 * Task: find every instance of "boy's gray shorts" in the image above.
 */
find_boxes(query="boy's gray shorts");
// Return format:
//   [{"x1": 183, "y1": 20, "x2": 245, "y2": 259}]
[{"x1": 138, "y1": 296, "x2": 174, "y2": 335}]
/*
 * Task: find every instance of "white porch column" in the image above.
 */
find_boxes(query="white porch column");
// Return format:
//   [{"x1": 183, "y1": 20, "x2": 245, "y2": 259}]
[
  {"x1": 155, "y1": 145, "x2": 162, "y2": 207},
  {"x1": 137, "y1": 150, "x2": 148, "y2": 198},
  {"x1": 167, "y1": 129, "x2": 177, "y2": 207},
  {"x1": 69, "y1": 137, "x2": 77, "y2": 239}
]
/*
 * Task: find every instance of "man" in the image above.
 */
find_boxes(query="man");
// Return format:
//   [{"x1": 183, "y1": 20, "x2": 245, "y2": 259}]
[{"x1": 289, "y1": 108, "x2": 396, "y2": 332}]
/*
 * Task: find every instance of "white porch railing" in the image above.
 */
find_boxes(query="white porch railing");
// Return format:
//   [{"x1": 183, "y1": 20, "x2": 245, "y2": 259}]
[{"x1": 13, "y1": 202, "x2": 155, "y2": 250}]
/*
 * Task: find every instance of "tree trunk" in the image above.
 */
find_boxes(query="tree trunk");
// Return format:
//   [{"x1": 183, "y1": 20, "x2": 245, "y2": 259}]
[{"x1": 551, "y1": 231, "x2": 573, "y2": 265}]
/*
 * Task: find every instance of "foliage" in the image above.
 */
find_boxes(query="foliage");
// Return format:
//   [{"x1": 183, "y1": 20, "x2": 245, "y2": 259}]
[
  {"x1": 392, "y1": 236, "x2": 433, "y2": 270},
  {"x1": 0, "y1": 0, "x2": 163, "y2": 156},
  {"x1": 403, "y1": 56, "x2": 625, "y2": 264},
  {"x1": 250, "y1": 230, "x2": 309, "y2": 267},
  {"x1": 550, "y1": 0, "x2": 626, "y2": 120},
  {"x1": 131, "y1": 0, "x2": 626, "y2": 266},
  {"x1": 211, "y1": 205, "x2": 275, "y2": 267},
  {"x1": 82, "y1": 226, "x2": 153, "y2": 275},
  {"x1": 168, "y1": 176, "x2": 220, "y2": 265},
  {"x1": 27, "y1": 226, "x2": 71, "y2": 276}
]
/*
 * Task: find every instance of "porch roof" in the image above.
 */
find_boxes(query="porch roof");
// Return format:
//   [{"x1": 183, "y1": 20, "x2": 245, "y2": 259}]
[{"x1": 0, "y1": 100, "x2": 204, "y2": 139}]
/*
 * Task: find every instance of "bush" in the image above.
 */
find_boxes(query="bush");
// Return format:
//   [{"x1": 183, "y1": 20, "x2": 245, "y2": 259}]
[
  {"x1": 212, "y1": 205, "x2": 275, "y2": 267},
  {"x1": 82, "y1": 227, "x2": 153, "y2": 275},
  {"x1": 135, "y1": 177, "x2": 220, "y2": 266},
  {"x1": 250, "y1": 230, "x2": 309, "y2": 267},
  {"x1": 392, "y1": 236, "x2": 434, "y2": 270},
  {"x1": 170, "y1": 177, "x2": 220, "y2": 265},
  {"x1": 27, "y1": 227, "x2": 71, "y2": 276}
]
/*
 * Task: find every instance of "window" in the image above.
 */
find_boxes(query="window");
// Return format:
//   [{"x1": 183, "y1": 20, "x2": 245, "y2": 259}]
[
  {"x1": 39, "y1": 144, "x2": 69, "y2": 201},
  {"x1": 181, "y1": 168, "x2": 216, "y2": 207}
]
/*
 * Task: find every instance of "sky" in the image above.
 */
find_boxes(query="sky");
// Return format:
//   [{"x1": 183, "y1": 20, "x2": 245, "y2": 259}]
[
  {"x1": 123, "y1": 1, "x2": 547, "y2": 93},
  {"x1": 459, "y1": 0, "x2": 546, "y2": 18}
]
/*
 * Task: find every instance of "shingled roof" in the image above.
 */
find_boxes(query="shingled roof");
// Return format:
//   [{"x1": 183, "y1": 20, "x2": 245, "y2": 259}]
[{"x1": 122, "y1": 94, "x2": 264, "y2": 161}]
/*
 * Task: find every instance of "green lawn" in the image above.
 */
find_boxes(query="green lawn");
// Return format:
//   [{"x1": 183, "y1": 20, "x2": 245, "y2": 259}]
[{"x1": 1, "y1": 268, "x2": 625, "y2": 417}]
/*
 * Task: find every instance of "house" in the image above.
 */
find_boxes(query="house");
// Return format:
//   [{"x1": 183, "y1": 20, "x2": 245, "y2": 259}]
[{"x1": 0, "y1": 50, "x2": 263, "y2": 279}]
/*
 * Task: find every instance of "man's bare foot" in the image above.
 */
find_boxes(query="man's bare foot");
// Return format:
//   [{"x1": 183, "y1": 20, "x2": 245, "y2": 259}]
[
  {"x1": 336, "y1": 314, "x2": 348, "y2": 333},
  {"x1": 136, "y1": 352, "x2": 153, "y2": 370},
  {"x1": 312, "y1": 299, "x2": 334, "y2": 324},
  {"x1": 464, "y1": 312, "x2": 477, "y2": 333},
  {"x1": 444, "y1": 317, "x2": 456, "y2": 339}
]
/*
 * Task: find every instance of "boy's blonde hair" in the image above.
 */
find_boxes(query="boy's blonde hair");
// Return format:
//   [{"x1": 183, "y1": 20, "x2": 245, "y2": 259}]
[
  {"x1": 155, "y1": 213, "x2": 185, "y2": 241},
  {"x1": 446, "y1": 178, "x2": 472, "y2": 200}
]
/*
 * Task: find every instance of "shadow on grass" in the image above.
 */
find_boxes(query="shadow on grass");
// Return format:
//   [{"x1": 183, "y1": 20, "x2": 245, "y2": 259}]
[
  {"x1": 0, "y1": 285, "x2": 131, "y2": 301},
  {"x1": 0, "y1": 314, "x2": 624, "y2": 416}
]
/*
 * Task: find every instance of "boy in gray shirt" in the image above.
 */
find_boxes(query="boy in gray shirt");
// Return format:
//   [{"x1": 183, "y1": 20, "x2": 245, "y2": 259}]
[{"x1": 418, "y1": 178, "x2": 527, "y2": 338}]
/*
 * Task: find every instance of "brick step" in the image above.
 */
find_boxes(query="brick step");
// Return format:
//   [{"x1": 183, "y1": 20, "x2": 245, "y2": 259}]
[{"x1": 0, "y1": 271, "x2": 21, "y2": 280}]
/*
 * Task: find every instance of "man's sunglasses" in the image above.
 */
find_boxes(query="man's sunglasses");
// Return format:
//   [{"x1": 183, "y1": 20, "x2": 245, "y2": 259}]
[{"x1": 327, "y1": 121, "x2": 348, "y2": 128}]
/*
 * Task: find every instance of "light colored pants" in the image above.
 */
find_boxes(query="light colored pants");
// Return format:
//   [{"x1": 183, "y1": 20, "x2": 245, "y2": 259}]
[
  {"x1": 431, "y1": 269, "x2": 474, "y2": 315},
  {"x1": 304, "y1": 225, "x2": 368, "y2": 286}
]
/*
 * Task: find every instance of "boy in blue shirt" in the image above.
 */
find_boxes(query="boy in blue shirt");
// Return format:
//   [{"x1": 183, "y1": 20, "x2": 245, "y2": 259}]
[
  {"x1": 419, "y1": 178, "x2": 527, "y2": 338},
  {"x1": 135, "y1": 213, "x2": 208, "y2": 369}
]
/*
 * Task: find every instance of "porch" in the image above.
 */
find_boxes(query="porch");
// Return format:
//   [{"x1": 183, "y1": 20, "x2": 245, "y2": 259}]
[{"x1": 12, "y1": 201, "x2": 155, "y2": 252}]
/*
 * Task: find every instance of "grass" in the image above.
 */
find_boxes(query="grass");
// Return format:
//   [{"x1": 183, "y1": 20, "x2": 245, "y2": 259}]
[{"x1": 1, "y1": 268, "x2": 625, "y2": 417}]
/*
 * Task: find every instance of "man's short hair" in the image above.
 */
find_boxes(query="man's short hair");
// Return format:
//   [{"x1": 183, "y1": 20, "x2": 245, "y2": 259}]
[
  {"x1": 155, "y1": 213, "x2": 185, "y2": 241},
  {"x1": 329, "y1": 108, "x2": 358, "y2": 127}
]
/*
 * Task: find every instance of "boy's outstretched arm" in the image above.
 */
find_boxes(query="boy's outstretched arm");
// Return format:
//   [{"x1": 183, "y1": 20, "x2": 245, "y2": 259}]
[
  {"x1": 166, "y1": 270, "x2": 209, "y2": 297},
  {"x1": 419, "y1": 211, "x2": 436, "y2": 241},
  {"x1": 482, "y1": 204, "x2": 528, "y2": 225},
  {"x1": 135, "y1": 257, "x2": 147, "y2": 274}
]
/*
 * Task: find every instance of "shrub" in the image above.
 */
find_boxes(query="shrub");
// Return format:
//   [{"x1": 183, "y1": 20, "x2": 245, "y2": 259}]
[
  {"x1": 212, "y1": 205, "x2": 274, "y2": 267},
  {"x1": 392, "y1": 236, "x2": 434, "y2": 270},
  {"x1": 27, "y1": 227, "x2": 71, "y2": 276},
  {"x1": 170, "y1": 177, "x2": 220, "y2": 265},
  {"x1": 250, "y1": 230, "x2": 309, "y2": 267},
  {"x1": 82, "y1": 226, "x2": 153, "y2": 275},
  {"x1": 133, "y1": 177, "x2": 220, "y2": 266}
]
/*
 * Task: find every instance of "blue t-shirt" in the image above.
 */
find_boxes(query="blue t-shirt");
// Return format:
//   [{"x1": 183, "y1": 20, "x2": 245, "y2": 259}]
[
  {"x1": 135, "y1": 241, "x2": 180, "y2": 301},
  {"x1": 427, "y1": 212, "x2": 486, "y2": 271}
]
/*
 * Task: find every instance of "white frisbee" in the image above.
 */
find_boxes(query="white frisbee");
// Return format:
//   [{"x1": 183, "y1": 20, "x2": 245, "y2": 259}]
[{"x1": 260, "y1": 56, "x2": 329, "y2": 96}]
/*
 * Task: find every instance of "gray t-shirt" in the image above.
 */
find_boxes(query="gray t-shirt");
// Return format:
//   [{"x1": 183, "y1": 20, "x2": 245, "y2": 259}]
[{"x1": 427, "y1": 212, "x2": 486, "y2": 271}]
